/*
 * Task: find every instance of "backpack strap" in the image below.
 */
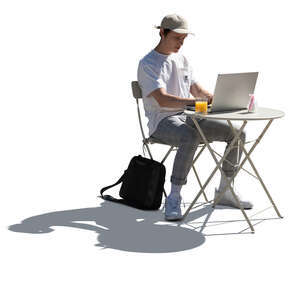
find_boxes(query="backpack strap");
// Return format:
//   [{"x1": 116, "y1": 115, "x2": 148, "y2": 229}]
[
  {"x1": 99, "y1": 171, "x2": 133, "y2": 206},
  {"x1": 100, "y1": 171, "x2": 126, "y2": 198}
]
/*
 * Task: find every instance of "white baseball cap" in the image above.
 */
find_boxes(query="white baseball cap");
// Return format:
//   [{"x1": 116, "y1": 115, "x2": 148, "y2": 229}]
[{"x1": 155, "y1": 14, "x2": 194, "y2": 35}]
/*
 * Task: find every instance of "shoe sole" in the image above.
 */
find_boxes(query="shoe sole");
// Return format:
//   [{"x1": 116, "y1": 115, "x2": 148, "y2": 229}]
[
  {"x1": 165, "y1": 215, "x2": 182, "y2": 221},
  {"x1": 214, "y1": 189, "x2": 253, "y2": 210},
  {"x1": 215, "y1": 203, "x2": 253, "y2": 210}
]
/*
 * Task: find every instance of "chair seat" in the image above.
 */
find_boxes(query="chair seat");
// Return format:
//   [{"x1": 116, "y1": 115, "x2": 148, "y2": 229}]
[
  {"x1": 144, "y1": 136, "x2": 206, "y2": 146},
  {"x1": 144, "y1": 136, "x2": 170, "y2": 145}
]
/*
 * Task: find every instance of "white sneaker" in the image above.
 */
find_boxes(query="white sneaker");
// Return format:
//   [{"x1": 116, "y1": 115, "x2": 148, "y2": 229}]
[
  {"x1": 165, "y1": 196, "x2": 182, "y2": 221},
  {"x1": 214, "y1": 188, "x2": 253, "y2": 210}
]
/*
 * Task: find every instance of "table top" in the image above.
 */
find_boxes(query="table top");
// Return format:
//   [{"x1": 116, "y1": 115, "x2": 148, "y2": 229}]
[{"x1": 184, "y1": 107, "x2": 285, "y2": 121}]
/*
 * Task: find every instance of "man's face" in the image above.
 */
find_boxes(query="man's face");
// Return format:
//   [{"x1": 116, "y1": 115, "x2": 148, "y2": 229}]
[{"x1": 161, "y1": 30, "x2": 188, "y2": 53}]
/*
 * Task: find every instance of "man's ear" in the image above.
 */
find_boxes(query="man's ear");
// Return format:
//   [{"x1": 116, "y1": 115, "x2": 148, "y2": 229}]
[{"x1": 160, "y1": 28, "x2": 165, "y2": 39}]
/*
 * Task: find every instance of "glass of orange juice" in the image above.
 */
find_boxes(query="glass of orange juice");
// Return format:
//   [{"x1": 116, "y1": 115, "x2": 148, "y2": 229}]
[{"x1": 195, "y1": 99, "x2": 208, "y2": 114}]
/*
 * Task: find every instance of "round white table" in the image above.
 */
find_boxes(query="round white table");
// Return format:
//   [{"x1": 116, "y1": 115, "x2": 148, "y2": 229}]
[
  {"x1": 182, "y1": 106, "x2": 285, "y2": 233},
  {"x1": 184, "y1": 107, "x2": 285, "y2": 121}
]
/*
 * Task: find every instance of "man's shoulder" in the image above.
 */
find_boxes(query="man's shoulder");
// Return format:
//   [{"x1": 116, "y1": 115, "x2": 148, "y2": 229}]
[
  {"x1": 138, "y1": 50, "x2": 168, "y2": 72},
  {"x1": 139, "y1": 50, "x2": 155, "y2": 63}
]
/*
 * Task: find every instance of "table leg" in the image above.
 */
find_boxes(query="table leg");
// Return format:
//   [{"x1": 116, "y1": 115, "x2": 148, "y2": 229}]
[
  {"x1": 192, "y1": 145, "x2": 209, "y2": 203},
  {"x1": 227, "y1": 120, "x2": 283, "y2": 218},
  {"x1": 215, "y1": 120, "x2": 273, "y2": 203},
  {"x1": 211, "y1": 119, "x2": 281, "y2": 232},
  {"x1": 181, "y1": 117, "x2": 247, "y2": 221},
  {"x1": 194, "y1": 120, "x2": 256, "y2": 232}
]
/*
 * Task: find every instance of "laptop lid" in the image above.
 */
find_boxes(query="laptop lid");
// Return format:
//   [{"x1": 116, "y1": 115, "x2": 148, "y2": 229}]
[{"x1": 210, "y1": 72, "x2": 258, "y2": 112}]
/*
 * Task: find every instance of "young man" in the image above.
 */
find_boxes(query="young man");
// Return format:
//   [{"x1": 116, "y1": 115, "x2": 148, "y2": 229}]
[{"x1": 137, "y1": 14, "x2": 253, "y2": 221}]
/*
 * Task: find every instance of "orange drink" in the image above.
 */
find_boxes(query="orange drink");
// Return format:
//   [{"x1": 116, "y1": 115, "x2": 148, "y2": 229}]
[{"x1": 195, "y1": 100, "x2": 208, "y2": 114}]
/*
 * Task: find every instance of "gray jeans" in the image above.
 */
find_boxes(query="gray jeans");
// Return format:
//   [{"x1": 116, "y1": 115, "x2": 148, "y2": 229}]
[{"x1": 151, "y1": 112, "x2": 246, "y2": 185}]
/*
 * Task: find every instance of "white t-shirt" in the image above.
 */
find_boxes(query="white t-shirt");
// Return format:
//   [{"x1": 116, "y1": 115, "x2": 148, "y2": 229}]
[{"x1": 137, "y1": 49, "x2": 197, "y2": 136}]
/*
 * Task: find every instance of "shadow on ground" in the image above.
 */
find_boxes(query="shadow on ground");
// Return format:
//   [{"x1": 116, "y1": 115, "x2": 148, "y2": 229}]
[{"x1": 8, "y1": 201, "x2": 215, "y2": 253}]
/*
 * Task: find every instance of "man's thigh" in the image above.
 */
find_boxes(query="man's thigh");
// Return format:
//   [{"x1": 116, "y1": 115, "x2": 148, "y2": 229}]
[
  {"x1": 186, "y1": 117, "x2": 237, "y2": 143},
  {"x1": 151, "y1": 113, "x2": 199, "y2": 146}
]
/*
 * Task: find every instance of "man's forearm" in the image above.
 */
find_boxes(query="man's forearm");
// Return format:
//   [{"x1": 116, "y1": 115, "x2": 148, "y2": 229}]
[
  {"x1": 158, "y1": 92, "x2": 197, "y2": 108},
  {"x1": 190, "y1": 83, "x2": 213, "y2": 104},
  {"x1": 196, "y1": 89, "x2": 211, "y2": 99}
]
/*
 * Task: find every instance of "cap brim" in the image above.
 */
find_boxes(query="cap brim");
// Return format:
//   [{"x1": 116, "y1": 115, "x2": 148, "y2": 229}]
[
  {"x1": 172, "y1": 28, "x2": 195, "y2": 35},
  {"x1": 154, "y1": 26, "x2": 195, "y2": 35}
]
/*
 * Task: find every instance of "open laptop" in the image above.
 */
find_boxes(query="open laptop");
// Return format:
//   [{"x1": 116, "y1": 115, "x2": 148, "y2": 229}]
[{"x1": 187, "y1": 72, "x2": 258, "y2": 113}]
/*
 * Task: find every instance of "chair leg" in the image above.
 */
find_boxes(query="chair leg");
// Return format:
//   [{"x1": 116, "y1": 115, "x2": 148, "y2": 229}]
[
  {"x1": 161, "y1": 146, "x2": 174, "y2": 164},
  {"x1": 145, "y1": 143, "x2": 209, "y2": 212},
  {"x1": 161, "y1": 188, "x2": 167, "y2": 212}
]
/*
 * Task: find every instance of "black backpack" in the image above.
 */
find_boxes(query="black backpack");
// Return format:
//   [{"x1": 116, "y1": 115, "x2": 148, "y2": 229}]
[{"x1": 99, "y1": 155, "x2": 166, "y2": 210}]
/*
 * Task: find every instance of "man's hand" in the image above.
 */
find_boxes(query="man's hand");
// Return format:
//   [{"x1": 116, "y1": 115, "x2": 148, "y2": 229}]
[
  {"x1": 205, "y1": 93, "x2": 213, "y2": 105},
  {"x1": 190, "y1": 83, "x2": 213, "y2": 105},
  {"x1": 197, "y1": 93, "x2": 213, "y2": 105}
]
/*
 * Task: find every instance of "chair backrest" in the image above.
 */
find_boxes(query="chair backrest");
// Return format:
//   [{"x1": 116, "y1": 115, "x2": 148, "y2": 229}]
[
  {"x1": 131, "y1": 81, "x2": 142, "y2": 99},
  {"x1": 131, "y1": 80, "x2": 154, "y2": 157}
]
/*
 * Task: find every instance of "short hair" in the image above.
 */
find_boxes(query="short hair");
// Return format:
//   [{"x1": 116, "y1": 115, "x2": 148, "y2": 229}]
[{"x1": 160, "y1": 28, "x2": 171, "y2": 38}]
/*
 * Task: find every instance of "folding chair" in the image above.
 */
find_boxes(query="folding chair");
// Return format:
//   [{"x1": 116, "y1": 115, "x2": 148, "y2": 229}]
[{"x1": 131, "y1": 81, "x2": 210, "y2": 209}]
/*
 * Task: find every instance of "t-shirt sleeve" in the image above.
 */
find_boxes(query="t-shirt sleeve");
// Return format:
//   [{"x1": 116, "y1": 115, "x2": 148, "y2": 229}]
[{"x1": 138, "y1": 62, "x2": 167, "y2": 98}]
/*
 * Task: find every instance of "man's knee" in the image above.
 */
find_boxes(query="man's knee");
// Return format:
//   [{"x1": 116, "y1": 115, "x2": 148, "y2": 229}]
[{"x1": 228, "y1": 126, "x2": 246, "y2": 143}]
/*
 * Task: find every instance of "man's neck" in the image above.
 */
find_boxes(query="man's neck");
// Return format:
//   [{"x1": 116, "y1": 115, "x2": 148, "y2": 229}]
[{"x1": 154, "y1": 43, "x2": 172, "y2": 55}]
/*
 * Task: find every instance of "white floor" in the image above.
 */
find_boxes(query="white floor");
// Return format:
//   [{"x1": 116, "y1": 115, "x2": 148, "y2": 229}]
[
  {"x1": 1, "y1": 1, "x2": 299, "y2": 298},
  {"x1": 2, "y1": 132, "x2": 299, "y2": 299}
]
